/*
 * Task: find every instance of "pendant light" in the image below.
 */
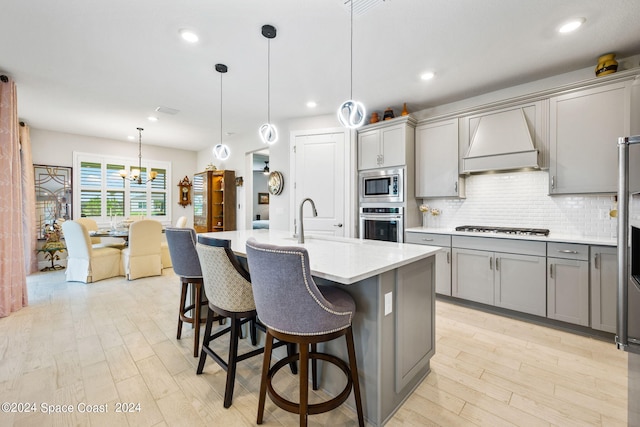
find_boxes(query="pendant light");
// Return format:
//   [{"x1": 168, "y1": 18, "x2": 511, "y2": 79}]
[
  {"x1": 119, "y1": 127, "x2": 157, "y2": 184},
  {"x1": 337, "y1": 0, "x2": 366, "y2": 129},
  {"x1": 213, "y1": 63, "x2": 231, "y2": 161},
  {"x1": 259, "y1": 24, "x2": 278, "y2": 145}
]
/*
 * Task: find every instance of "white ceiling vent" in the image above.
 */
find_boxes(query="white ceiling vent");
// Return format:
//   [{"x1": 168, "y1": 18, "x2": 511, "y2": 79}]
[
  {"x1": 343, "y1": 0, "x2": 384, "y2": 17},
  {"x1": 155, "y1": 106, "x2": 180, "y2": 115}
]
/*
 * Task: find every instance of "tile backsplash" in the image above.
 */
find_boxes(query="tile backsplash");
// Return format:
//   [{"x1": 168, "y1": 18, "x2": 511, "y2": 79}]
[{"x1": 420, "y1": 171, "x2": 626, "y2": 239}]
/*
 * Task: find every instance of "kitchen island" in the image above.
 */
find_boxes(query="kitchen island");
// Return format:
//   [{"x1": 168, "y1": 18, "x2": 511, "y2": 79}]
[{"x1": 198, "y1": 229, "x2": 441, "y2": 426}]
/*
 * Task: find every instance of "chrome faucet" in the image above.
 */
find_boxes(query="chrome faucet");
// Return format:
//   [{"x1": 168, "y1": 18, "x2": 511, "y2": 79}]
[{"x1": 298, "y1": 198, "x2": 318, "y2": 243}]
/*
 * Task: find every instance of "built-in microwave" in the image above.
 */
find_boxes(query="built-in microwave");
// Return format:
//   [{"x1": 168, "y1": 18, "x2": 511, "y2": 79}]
[{"x1": 359, "y1": 168, "x2": 404, "y2": 203}]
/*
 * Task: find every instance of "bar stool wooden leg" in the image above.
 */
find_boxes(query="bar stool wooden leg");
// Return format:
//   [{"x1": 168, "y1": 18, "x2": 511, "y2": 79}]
[
  {"x1": 196, "y1": 309, "x2": 215, "y2": 374},
  {"x1": 346, "y1": 327, "x2": 365, "y2": 427},
  {"x1": 257, "y1": 331, "x2": 274, "y2": 425},
  {"x1": 299, "y1": 341, "x2": 309, "y2": 427},
  {"x1": 193, "y1": 283, "x2": 202, "y2": 357},
  {"x1": 177, "y1": 281, "x2": 188, "y2": 339}
]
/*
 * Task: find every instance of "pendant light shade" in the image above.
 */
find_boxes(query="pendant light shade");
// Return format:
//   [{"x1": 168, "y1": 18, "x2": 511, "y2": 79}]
[
  {"x1": 119, "y1": 127, "x2": 157, "y2": 184},
  {"x1": 214, "y1": 63, "x2": 231, "y2": 161},
  {"x1": 259, "y1": 24, "x2": 278, "y2": 145},
  {"x1": 337, "y1": 0, "x2": 366, "y2": 129}
]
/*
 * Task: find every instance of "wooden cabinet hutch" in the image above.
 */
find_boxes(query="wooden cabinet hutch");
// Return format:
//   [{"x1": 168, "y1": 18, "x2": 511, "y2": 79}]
[{"x1": 193, "y1": 170, "x2": 236, "y2": 233}]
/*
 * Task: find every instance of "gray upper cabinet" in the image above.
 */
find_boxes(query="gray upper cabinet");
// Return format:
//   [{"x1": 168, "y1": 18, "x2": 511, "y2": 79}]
[
  {"x1": 415, "y1": 118, "x2": 465, "y2": 198},
  {"x1": 358, "y1": 116, "x2": 416, "y2": 170},
  {"x1": 549, "y1": 80, "x2": 631, "y2": 194}
]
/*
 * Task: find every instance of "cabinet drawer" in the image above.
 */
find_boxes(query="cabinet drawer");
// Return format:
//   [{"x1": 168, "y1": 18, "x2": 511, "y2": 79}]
[
  {"x1": 452, "y1": 235, "x2": 546, "y2": 256},
  {"x1": 406, "y1": 232, "x2": 451, "y2": 247},
  {"x1": 547, "y1": 242, "x2": 589, "y2": 261}
]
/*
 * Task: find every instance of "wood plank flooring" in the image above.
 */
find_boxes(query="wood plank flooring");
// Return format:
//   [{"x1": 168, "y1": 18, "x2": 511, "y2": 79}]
[{"x1": 0, "y1": 270, "x2": 627, "y2": 426}]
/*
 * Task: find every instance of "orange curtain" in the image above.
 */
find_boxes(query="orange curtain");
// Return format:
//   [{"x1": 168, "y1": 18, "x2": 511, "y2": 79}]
[{"x1": 0, "y1": 75, "x2": 28, "y2": 317}]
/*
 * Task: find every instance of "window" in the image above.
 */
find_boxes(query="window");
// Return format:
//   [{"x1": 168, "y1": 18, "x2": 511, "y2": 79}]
[{"x1": 73, "y1": 152, "x2": 170, "y2": 224}]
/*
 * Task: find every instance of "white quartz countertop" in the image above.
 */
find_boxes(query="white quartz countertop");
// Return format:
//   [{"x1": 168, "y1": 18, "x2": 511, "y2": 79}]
[
  {"x1": 405, "y1": 227, "x2": 617, "y2": 247},
  {"x1": 198, "y1": 229, "x2": 441, "y2": 285}
]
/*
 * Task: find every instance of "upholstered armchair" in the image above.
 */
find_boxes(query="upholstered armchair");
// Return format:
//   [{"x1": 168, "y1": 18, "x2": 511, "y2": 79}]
[
  {"x1": 61, "y1": 220, "x2": 123, "y2": 283},
  {"x1": 122, "y1": 219, "x2": 163, "y2": 280}
]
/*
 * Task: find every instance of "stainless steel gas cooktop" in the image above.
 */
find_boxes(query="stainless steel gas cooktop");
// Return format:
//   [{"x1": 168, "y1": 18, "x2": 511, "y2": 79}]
[{"x1": 455, "y1": 225, "x2": 550, "y2": 236}]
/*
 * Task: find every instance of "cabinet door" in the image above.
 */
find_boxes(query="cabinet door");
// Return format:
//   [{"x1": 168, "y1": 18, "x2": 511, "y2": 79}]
[
  {"x1": 547, "y1": 258, "x2": 589, "y2": 326},
  {"x1": 549, "y1": 81, "x2": 631, "y2": 194},
  {"x1": 380, "y1": 125, "x2": 406, "y2": 168},
  {"x1": 435, "y1": 248, "x2": 452, "y2": 296},
  {"x1": 591, "y1": 246, "x2": 617, "y2": 333},
  {"x1": 358, "y1": 130, "x2": 381, "y2": 170},
  {"x1": 452, "y1": 248, "x2": 494, "y2": 305},
  {"x1": 415, "y1": 119, "x2": 462, "y2": 198},
  {"x1": 495, "y1": 253, "x2": 546, "y2": 316}
]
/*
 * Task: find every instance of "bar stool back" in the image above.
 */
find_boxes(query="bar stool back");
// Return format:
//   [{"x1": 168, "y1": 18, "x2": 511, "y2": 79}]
[{"x1": 245, "y1": 237, "x2": 364, "y2": 427}]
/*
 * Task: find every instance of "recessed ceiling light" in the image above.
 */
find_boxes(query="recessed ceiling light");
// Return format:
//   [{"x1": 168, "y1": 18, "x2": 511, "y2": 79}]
[
  {"x1": 179, "y1": 29, "x2": 199, "y2": 43},
  {"x1": 127, "y1": 135, "x2": 135, "y2": 140},
  {"x1": 558, "y1": 18, "x2": 585, "y2": 33},
  {"x1": 420, "y1": 71, "x2": 435, "y2": 81},
  {"x1": 306, "y1": 101, "x2": 317, "y2": 108},
  {"x1": 147, "y1": 116, "x2": 158, "y2": 122}
]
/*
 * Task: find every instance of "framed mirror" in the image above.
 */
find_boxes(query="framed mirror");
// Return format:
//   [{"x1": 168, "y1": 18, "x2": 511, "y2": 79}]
[{"x1": 34, "y1": 164, "x2": 72, "y2": 239}]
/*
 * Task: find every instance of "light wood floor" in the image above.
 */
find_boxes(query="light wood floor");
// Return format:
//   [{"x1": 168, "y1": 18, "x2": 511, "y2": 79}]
[{"x1": 0, "y1": 270, "x2": 628, "y2": 426}]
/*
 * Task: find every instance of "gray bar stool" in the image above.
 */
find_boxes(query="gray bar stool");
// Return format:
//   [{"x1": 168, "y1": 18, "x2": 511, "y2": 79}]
[
  {"x1": 196, "y1": 235, "x2": 295, "y2": 408},
  {"x1": 245, "y1": 237, "x2": 365, "y2": 427},
  {"x1": 165, "y1": 227, "x2": 208, "y2": 357}
]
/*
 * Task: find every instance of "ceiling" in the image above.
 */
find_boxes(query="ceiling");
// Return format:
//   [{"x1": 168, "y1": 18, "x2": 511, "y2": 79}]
[{"x1": 2, "y1": 0, "x2": 639, "y2": 152}]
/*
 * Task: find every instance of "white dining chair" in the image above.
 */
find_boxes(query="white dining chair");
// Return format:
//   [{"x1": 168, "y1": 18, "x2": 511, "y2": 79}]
[{"x1": 122, "y1": 219, "x2": 163, "y2": 280}]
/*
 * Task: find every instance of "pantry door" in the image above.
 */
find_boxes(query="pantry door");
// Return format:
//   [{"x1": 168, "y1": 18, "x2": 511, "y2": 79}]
[{"x1": 290, "y1": 128, "x2": 354, "y2": 237}]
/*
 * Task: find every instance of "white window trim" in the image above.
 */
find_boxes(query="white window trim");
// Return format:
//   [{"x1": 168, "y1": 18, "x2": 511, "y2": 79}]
[{"x1": 73, "y1": 151, "x2": 171, "y2": 227}]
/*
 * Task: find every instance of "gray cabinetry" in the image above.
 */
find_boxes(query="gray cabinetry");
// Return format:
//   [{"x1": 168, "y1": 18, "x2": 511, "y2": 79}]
[
  {"x1": 358, "y1": 116, "x2": 416, "y2": 170},
  {"x1": 547, "y1": 243, "x2": 590, "y2": 326},
  {"x1": 452, "y1": 236, "x2": 546, "y2": 316},
  {"x1": 415, "y1": 118, "x2": 464, "y2": 198},
  {"x1": 549, "y1": 80, "x2": 631, "y2": 194},
  {"x1": 590, "y1": 245, "x2": 617, "y2": 333},
  {"x1": 406, "y1": 232, "x2": 451, "y2": 295}
]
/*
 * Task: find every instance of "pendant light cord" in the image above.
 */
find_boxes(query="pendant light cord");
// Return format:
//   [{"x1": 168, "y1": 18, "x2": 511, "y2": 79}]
[
  {"x1": 220, "y1": 70, "x2": 223, "y2": 145},
  {"x1": 350, "y1": 0, "x2": 354, "y2": 100},
  {"x1": 267, "y1": 38, "x2": 271, "y2": 123}
]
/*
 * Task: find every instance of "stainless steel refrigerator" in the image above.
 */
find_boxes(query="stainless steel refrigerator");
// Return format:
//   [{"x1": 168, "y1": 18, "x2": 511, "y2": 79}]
[{"x1": 617, "y1": 135, "x2": 640, "y2": 426}]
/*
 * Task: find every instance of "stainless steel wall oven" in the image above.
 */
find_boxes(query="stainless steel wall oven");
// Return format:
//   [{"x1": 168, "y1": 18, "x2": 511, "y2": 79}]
[{"x1": 359, "y1": 207, "x2": 404, "y2": 243}]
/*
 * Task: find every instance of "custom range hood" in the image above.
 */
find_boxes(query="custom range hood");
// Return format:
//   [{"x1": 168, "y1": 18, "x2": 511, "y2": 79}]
[{"x1": 462, "y1": 108, "x2": 539, "y2": 173}]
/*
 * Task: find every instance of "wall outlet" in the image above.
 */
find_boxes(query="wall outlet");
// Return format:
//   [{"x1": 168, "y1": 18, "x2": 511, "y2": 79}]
[{"x1": 384, "y1": 292, "x2": 393, "y2": 316}]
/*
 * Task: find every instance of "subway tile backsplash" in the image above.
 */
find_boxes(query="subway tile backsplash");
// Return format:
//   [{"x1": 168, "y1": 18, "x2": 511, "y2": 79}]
[{"x1": 420, "y1": 170, "x2": 623, "y2": 239}]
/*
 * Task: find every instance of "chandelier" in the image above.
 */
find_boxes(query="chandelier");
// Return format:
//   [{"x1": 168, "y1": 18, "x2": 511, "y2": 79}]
[{"x1": 119, "y1": 127, "x2": 157, "y2": 184}]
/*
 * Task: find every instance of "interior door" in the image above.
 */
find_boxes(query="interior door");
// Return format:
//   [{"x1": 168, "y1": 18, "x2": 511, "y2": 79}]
[{"x1": 293, "y1": 130, "x2": 347, "y2": 237}]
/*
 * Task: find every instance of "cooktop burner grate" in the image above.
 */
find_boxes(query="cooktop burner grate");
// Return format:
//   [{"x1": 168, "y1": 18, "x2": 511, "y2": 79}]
[{"x1": 455, "y1": 225, "x2": 550, "y2": 236}]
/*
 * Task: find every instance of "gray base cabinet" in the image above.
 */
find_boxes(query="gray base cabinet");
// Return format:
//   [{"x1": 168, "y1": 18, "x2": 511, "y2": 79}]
[
  {"x1": 405, "y1": 232, "x2": 451, "y2": 295},
  {"x1": 547, "y1": 243, "x2": 590, "y2": 326},
  {"x1": 591, "y1": 246, "x2": 618, "y2": 333},
  {"x1": 452, "y1": 236, "x2": 546, "y2": 316}
]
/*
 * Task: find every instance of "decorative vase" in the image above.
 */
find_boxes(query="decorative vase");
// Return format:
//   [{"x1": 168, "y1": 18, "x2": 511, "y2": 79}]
[
  {"x1": 401, "y1": 103, "x2": 409, "y2": 116},
  {"x1": 370, "y1": 112, "x2": 379, "y2": 123},
  {"x1": 595, "y1": 53, "x2": 618, "y2": 77},
  {"x1": 422, "y1": 213, "x2": 429, "y2": 228},
  {"x1": 383, "y1": 107, "x2": 395, "y2": 120}
]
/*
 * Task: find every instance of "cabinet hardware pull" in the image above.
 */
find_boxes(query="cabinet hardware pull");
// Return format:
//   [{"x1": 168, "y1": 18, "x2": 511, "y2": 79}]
[
  {"x1": 454, "y1": 181, "x2": 458, "y2": 193},
  {"x1": 558, "y1": 249, "x2": 579, "y2": 254},
  {"x1": 550, "y1": 264, "x2": 553, "y2": 278},
  {"x1": 489, "y1": 256, "x2": 493, "y2": 270},
  {"x1": 333, "y1": 223, "x2": 343, "y2": 227},
  {"x1": 496, "y1": 258, "x2": 500, "y2": 271},
  {"x1": 421, "y1": 238, "x2": 434, "y2": 241},
  {"x1": 551, "y1": 176, "x2": 555, "y2": 189},
  {"x1": 595, "y1": 253, "x2": 599, "y2": 269},
  {"x1": 446, "y1": 251, "x2": 450, "y2": 264}
]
